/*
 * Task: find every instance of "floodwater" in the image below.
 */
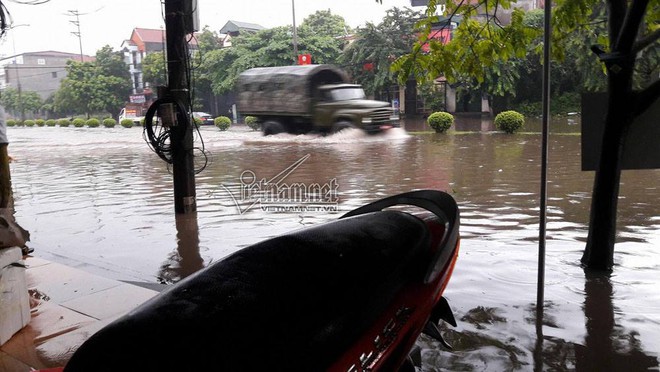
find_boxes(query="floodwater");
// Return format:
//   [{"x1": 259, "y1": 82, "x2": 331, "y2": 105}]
[{"x1": 8, "y1": 116, "x2": 659, "y2": 370}]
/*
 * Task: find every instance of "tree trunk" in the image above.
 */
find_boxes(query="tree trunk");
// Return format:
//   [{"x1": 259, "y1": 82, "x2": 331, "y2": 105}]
[{"x1": 581, "y1": 0, "x2": 647, "y2": 270}]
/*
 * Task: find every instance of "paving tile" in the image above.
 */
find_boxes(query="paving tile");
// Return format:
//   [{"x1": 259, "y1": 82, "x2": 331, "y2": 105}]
[
  {"x1": 23, "y1": 255, "x2": 52, "y2": 269},
  {"x1": 0, "y1": 350, "x2": 33, "y2": 372},
  {"x1": 0, "y1": 300, "x2": 96, "y2": 370},
  {"x1": 60, "y1": 283, "x2": 158, "y2": 320},
  {"x1": 25, "y1": 262, "x2": 121, "y2": 304}
]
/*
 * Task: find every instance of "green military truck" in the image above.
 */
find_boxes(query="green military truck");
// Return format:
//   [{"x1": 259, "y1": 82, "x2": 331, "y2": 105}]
[{"x1": 236, "y1": 64, "x2": 400, "y2": 135}]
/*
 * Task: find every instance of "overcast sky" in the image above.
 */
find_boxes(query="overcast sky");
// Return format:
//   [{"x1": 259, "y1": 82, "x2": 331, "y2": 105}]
[{"x1": 0, "y1": 0, "x2": 415, "y2": 58}]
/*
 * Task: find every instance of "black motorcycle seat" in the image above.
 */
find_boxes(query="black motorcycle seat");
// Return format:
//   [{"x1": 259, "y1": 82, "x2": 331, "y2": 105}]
[{"x1": 65, "y1": 210, "x2": 431, "y2": 372}]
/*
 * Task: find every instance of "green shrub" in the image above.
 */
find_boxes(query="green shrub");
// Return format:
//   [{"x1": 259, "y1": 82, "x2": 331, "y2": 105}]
[
  {"x1": 16, "y1": 120, "x2": 25, "y2": 127},
  {"x1": 244, "y1": 116, "x2": 260, "y2": 131},
  {"x1": 24, "y1": 120, "x2": 36, "y2": 127},
  {"x1": 193, "y1": 117, "x2": 203, "y2": 126},
  {"x1": 35, "y1": 119, "x2": 45, "y2": 127},
  {"x1": 6, "y1": 119, "x2": 16, "y2": 127},
  {"x1": 86, "y1": 118, "x2": 100, "y2": 128},
  {"x1": 72, "y1": 118, "x2": 86, "y2": 127},
  {"x1": 120, "y1": 119, "x2": 134, "y2": 128},
  {"x1": 427, "y1": 111, "x2": 454, "y2": 133},
  {"x1": 45, "y1": 119, "x2": 57, "y2": 127},
  {"x1": 495, "y1": 110, "x2": 525, "y2": 134},
  {"x1": 103, "y1": 118, "x2": 116, "y2": 128},
  {"x1": 214, "y1": 116, "x2": 231, "y2": 131},
  {"x1": 58, "y1": 119, "x2": 71, "y2": 127}
]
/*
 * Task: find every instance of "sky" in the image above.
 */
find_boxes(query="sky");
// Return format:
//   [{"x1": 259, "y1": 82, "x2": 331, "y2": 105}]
[{"x1": 0, "y1": 0, "x2": 416, "y2": 58}]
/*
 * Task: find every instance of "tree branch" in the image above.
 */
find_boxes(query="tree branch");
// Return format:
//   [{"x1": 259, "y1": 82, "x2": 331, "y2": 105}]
[
  {"x1": 615, "y1": 0, "x2": 649, "y2": 53},
  {"x1": 631, "y1": 28, "x2": 660, "y2": 55}
]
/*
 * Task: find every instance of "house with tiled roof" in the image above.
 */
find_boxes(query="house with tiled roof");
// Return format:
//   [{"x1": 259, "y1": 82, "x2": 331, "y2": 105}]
[
  {"x1": 218, "y1": 20, "x2": 265, "y2": 47},
  {"x1": 120, "y1": 27, "x2": 199, "y2": 94}
]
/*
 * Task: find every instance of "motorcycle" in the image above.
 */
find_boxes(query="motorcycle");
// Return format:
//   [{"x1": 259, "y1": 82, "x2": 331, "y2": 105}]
[{"x1": 63, "y1": 190, "x2": 460, "y2": 371}]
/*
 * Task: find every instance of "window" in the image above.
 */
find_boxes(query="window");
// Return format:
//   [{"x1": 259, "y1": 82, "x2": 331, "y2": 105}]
[
  {"x1": 52, "y1": 72, "x2": 58, "y2": 78},
  {"x1": 37, "y1": 58, "x2": 46, "y2": 65}
]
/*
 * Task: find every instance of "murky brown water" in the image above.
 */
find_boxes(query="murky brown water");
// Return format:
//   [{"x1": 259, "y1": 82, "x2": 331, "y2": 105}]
[{"x1": 8, "y1": 116, "x2": 659, "y2": 370}]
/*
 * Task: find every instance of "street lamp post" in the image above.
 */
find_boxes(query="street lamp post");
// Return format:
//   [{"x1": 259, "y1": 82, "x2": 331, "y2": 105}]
[
  {"x1": 8, "y1": 24, "x2": 29, "y2": 121},
  {"x1": 292, "y1": 0, "x2": 298, "y2": 64}
]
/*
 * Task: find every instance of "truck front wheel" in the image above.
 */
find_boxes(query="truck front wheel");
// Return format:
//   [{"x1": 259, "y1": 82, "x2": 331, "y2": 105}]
[
  {"x1": 262, "y1": 121, "x2": 285, "y2": 136},
  {"x1": 332, "y1": 120, "x2": 356, "y2": 134}
]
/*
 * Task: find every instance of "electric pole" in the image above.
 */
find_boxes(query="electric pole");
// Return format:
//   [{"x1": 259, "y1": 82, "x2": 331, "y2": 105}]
[
  {"x1": 67, "y1": 10, "x2": 84, "y2": 62},
  {"x1": 292, "y1": 0, "x2": 298, "y2": 63}
]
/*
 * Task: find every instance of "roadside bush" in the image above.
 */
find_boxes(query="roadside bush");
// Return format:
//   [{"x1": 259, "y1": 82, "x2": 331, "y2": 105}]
[
  {"x1": 193, "y1": 117, "x2": 203, "y2": 126},
  {"x1": 86, "y1": 118, "x2": 100, "y2": 128},
  {"x1": 427, "y1": 111, "x2": 454, "y2": 133},
  {"x1": 244, "y1": 116, "x2": 260, "y2": 131},
  {"x1": 103, "y1": 118, "x2": 116, "y2": 128},
  {"x1": 120, "y1": 119, "x2": 134, "y2": 128},
  {"x1": 16, "y1": 120, "x2": 24, "y2": 126},
  {"x1": 45, "y1": 119, "x2": 57, "y2": 127},
  {"x1": 58, "y1": 119, "x2": 71, "y2": 127},
  {"x1": 214, "y1": 116, "x2": 231, "y2": 131},
  {"x1": 72, "y1": 118, "x2": 86, "y2": 127},
  {"x1": 35, "y1": 119, "x2": 46, "y2": 127},
  {"x1": 24, "y1": 120, "x2": 36, "y2": 127},
  {"x1": 6, "y1": 120, "x2": 16, "y2": 127},
  {"x1": 495, "y1": 110, "x2": 525, "y2": 134}
]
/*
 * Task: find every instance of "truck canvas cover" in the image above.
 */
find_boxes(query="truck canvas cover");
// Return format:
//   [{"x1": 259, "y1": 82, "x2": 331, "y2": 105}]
[{"x1": 237, "y1": 64, "x2": 349, "y2": 116}]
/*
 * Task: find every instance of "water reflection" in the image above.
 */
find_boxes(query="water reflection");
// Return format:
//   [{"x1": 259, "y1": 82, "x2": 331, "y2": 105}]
[
  {"x1": 157, "y1": 213, "x2": 204, "y2": 284},
  {"x1": 575, "y1": 270, "x2": 658, "y2": 371}
]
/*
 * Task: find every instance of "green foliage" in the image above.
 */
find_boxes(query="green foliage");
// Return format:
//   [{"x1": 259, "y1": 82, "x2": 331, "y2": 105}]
[
  {"x1": 120, "y1": 119, "x2": 134, "y2": 128},
  {"x1": 203, "y1": 11, "x2": 348, "y2": 95},
  {"x1": 6, "y1": 119, "x2": 16, "y2": 127},
  {"x1": 418, "y1": 81, "x2": 446, "y2": 112},
  {"x1": 103, "y1": 118, "x2": 117, "y2": 128},
  {"x1": 58, "y1": 119, "x2": 70, "y2": 127},
  {"x1": 45, "y1": 119, "x2": 57, "y2": 127},
  {"x1": 0, "y1": 87, "x2": 44, "y2": 118},
  {"x1": 340, "y1": 7, "x2": 421, "y2": 97},
  {"x1": 512, "y1": 93, "x2": 580, "y2": 117},
  {"x1": 72, "y1": 118, "x2": 86, "y2": 128},
  {"x1": 54, "y1": 46, "x2": 132, "y2": 117},
  {"x1": 35, "y1": 119, "x2": 45, "y2": 127},
  {"x1": 244, "y1": 116, "x2": 260, "y2": 131},
  {"x1": 86, "y1": 118, "x2": 100, "y2": 128},
  {"x1": 427, "y1": 111, "x2": 454, "y2": 133},
  {"x1": 24, "y1": 120, "x2": 35, "y2": 127},
  {"x1": 495, "y1": 110, "x2": 525, "y2": 134},
  {"x1": 193, "y1": 116, "x2": 203, "y2": 126},
  {"x1": 214, "y1": 116, "x2": 231, "y2": 131},
  {"x1": 142, "y1": 52, "x2": 168, "y2": 89}
]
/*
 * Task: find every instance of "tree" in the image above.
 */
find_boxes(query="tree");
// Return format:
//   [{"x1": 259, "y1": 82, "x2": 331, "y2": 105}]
[
  {"x1": 393, "y1": 0, "x2": 660, "y2": 271},
  {"x1": 0, "y1": 87, "x2": 42, "y2": 118},
  {"x1": 54, "y1": 46, "x2": 132, "y2": 117},
  {"x1": 142, "y1": 51, "x2": 168, "y2": 89},
  {"x1": 340, "y1": 7, "x2": 421, "y2": 97},
  {"x1": 204, "y1": 11, "x2": 349, "y2": 95}
]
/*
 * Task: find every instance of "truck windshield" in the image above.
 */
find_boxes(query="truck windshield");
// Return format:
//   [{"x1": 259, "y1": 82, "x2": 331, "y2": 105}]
[{"x1": 329, "y1": 88, "x2": 366, "y2": 101}]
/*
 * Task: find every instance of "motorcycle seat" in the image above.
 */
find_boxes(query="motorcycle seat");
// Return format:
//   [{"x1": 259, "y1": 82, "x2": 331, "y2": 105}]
[{"x1": 65, "y1": 210, "x2": 432, "y2": 372}]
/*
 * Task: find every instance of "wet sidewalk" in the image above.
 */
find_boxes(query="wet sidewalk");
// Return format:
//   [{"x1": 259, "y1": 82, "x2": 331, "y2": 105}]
[{"x1": 0, "y1": 255, "x2": 158, "y2": 371}]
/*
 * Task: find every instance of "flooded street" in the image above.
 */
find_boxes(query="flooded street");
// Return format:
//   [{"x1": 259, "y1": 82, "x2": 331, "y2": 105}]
[{"x1": 8, "y1": 118, "x2": 660, "y2": 370}]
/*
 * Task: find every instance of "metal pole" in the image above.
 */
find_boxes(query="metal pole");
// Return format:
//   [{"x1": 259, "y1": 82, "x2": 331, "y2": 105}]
[
  {"x1": 537, "y1": 0, "x2": 551, "y2": 340},
  {"x1": 164, "y1": 0, "x2": 197, "y2": 214},
  {"x1": 68, "y1": 10, "x2": 84, "y2": 62},
  {"x1": 292, "y1": 0, "x2": 298, "y2": 63}
]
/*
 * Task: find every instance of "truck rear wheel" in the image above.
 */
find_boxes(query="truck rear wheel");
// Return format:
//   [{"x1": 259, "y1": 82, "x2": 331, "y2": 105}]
[
  {"x1": 262, "y1": 121, "x2": 285, "y2": 136},
  {"x1": 332, "y1": 121, "x2": 356, "y2": 134}
]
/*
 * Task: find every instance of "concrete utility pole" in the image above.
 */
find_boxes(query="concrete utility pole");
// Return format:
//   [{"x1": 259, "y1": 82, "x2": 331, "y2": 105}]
[
  {"x1": 292, "y1": 0, "x2": 298, "y2": 63},
  {"x1": 164, "y1": 0, "x2": 196, "y2": 214}
]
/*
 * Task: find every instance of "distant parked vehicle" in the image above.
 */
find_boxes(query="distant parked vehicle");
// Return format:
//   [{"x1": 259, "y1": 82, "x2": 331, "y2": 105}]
[{"x1": 193, "y1": 112, "x2": 214, "y2": 126}]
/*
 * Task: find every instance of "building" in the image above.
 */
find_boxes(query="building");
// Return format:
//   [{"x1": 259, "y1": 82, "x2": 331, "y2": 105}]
[
  {"x1": 120, "y1": 27, "x2": 199, "y2": 95},
  {"x1": 218, "y1": 20, "x2": 265, "y2": 47},
  {"x1": 0, "y1": 51, "x2": 94, "y2": 100}
]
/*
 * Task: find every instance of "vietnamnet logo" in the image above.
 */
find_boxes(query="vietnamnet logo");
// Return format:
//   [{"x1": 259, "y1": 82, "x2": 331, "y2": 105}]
[{"x1": 222, "y1": 154, "x2": 339, "y2": 214}]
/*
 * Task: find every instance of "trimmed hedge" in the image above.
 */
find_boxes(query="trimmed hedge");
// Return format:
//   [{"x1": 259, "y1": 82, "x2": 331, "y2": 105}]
[
  {"x1": 58, "y1": 119, "x2": 71, "y2": 127},
  {"x1": 244, "y1": 116, "x2": 260, "y2": 131},
  {"x1": 86, "y1": 118, "x2": 100, "y2": 128},
  {"x1": 427, "y1": 111, "x2": 454, "y2": 133},
  {"x1": 103, "y1": 118, "x2": 117, "y2": 128},
  {"x1": 6, "y1": 120, "x2": 16, "y2": 127},
  {"x1": 214, "y1": 116, "x2": 231, "y2": 131},
  {"x1": 24, "y1": 120, "x2": 36, "y2": 127},
  {"x1": 495, "y1": 110, "x2": 525, "y2": 134},
  {"x1": 35, "y1": 119, "x2": 46, "y2": 127},
  {"x1": 46, "y1": 119, "x2": 57, "y2": 127},
  {"x1": 120, "y1": 119, "x2": 134, "y2": 128},
  {"x1": 72, "y1": 118, "x2": 86, "y2": 127}
]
